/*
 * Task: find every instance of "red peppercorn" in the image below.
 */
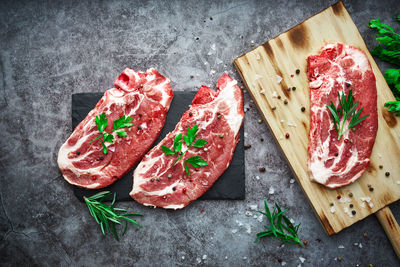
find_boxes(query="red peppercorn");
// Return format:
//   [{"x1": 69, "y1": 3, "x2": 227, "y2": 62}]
[
  {"x1": 344, "y1": 139, "x2": 349, "y2": 143},
  {"x1": 285, "y1": 132, "x2": 290, "y2": 139},
  {"x1": 337, "y1": 195, "x2": 341, "y2": 199},
  {"x1": 91, "y1": 175, "x2": 97, "y2": 180},
  {"x1": 182, "y1": 188, "x2": 187, "y2": 194},
  {"x1": 249, "y1": 103, "x2": 253, "y2": 107},
  {"x1": 200, "y1": 209, "x2": 205, "y2": 213},
  {"x1": 290, "y1": 74, "x2": 294, "y2": 77}
]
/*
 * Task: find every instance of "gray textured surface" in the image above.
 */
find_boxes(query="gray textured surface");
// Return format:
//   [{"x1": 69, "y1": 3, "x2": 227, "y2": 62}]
[{"x1": 1, "y1": 0, "x2": 399, "y2": 266}]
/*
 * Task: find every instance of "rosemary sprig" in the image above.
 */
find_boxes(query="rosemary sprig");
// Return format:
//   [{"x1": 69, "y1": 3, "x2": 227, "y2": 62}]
[
  {"x1": 255, "y1": 200, "x2": 302, "y2": 246},
  {"x1": 84, "y1": 191, "x2": 143, "y2": 241},
  {"x1": 161, "y1": 125, "x2": 208, "y2": 176},
  {"x1": 326, "y1": 89, "x2": 369, "y2": 140}
]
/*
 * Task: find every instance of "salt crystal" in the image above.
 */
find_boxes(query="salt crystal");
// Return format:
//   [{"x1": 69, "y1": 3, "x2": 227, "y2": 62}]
[
  {"x1": 255, "y1": 74, "x2": 263, "y2": 80},
  {"x1": 245, "y1": 211, "x2": 253, "y2": 217},
  {"x1": 287, "y1": 122, "x2": 297, "y2": 127},
  {"x1": 249, "y1": 204, "x2": 258, "y2": 210},
  {"x1": 255, "y1": 176, "x2": 260, "y2": 180},
  {"x1": 377, "y1": 153, "x2": 382, "y2": 158},
  {"x1": 260, "y1": 89, "x2": 265, "y2": 94},
  {"x1": 360, "y1": 197, "x2": 371, "y2": 203},
  {"x1": 330, "y1": 206, "x2": 336, "y2": 214},
  {"x1": 397, "y1": 181, "x2": 400, "y2": 185},
  {"x1": 299, "y1": 257, "x2": 305, "y2": 263},
  {"x1": 231, "y1": 229, "x2": 238, "y2": 234},
  {"x1": 268, "y1": 186, "x2": 275, "y2": 195},
  {"x1": 210, "y1": 70, "x2": 216, "y2": 75},
  {"x1": 216, "y1": 58, "x2": 223, "y2": 64},
  {"x1": 256, "y1": 54, "x2": 261, "y2": 61},
  {"x1": 257, "y1": 214, "x2": 263, "y2": 222},
  {"x1": 339, "y1": 197, "x2": 351, "y2": 203},
  {"x1": 196, "y1": 258, "x2": 201, "y2": 263},
  {"x1": 211, "y1": 43, "x2": 216, "y2": 50},
  {"x1": 244, "y1": 132, "x2": 248, "y2": 138},
  {"x1": 253, "y1": 215, "x2": 258, "y2": 219},
  {"x1": 290, "y1": 179, "x2": 295, "y2": 184},
  {"x1": 225, "y1": 256, "x2": 228, "y2": 259},
  {"x1": 243, "y1": 256, "x2": 247, "y2": 260},
  {"x1": 182, "y1": 256, "x2": 185, "y2": 260},
  {"x1": 280, "y1": 120, "x2": 285, "y2": 123},
  {"x1": 338, "y1": 245, "x2": 345, "y2": 249},
  {"x1": 354, "y1": 243, "x2": 358, "y2": 246},
  {"x1": 369, "y1": 202, "x2": 374, "y2": 208},
  {"x1": 246, "y1": 225, "x2": 252, "y2": 234},
  {"x1": 281, "y1": 261, "x2": 287, "y2": 266},
  {"x1": 203, "y1": 255, "x2": 207, "y2": 260},
  {"x1": 359, "y1": 243, "x2": 363, "y2": 248},
  {"x1": 276, "y1": 75, "x2": 283, "y2": 84},
  {"x1": 290, "y1": 218, "x2": 295, "y2": 224},
  {"x1": 272, "y1": 91, "x2": 278, "y2": 98}
]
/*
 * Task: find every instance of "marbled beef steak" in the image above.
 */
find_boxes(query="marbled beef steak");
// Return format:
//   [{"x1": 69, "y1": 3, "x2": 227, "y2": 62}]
[
  {"x1": 307, "y1": 43, "x2": 378, "y2": 188},
  {"x1": 130, "y1": 74, "x2": 244, "y2": 209},
  {"x1": 58, "y1": 68, "x2": 174, "y2": 189}
]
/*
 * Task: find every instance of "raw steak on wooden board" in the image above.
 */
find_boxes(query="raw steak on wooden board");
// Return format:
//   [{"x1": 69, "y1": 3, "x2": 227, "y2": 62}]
[
  {"x1": 58, "y1": 68, "x2": 174, "y2": 189},
  {"x1": 307, "y1": 43, "x2": 378, "y2": 188},
  {"x1": 130, "y1": 74, "x2": 244, "y2": 209}
]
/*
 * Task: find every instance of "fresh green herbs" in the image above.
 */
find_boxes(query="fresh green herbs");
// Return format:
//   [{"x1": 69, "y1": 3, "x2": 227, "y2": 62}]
[
  {"x1": 369, "y1": 14, "x2": 400, "y2": 116},
  {"x1": 161, "y1": 125, "x2": 208, "y2": 176},
  {"x1": 326, "y1": 89, "x2": 369, "y2": 140},
  {"x1": 84, "y1": 191, "x2": 143, "y2": 241},
  {"x1": 368, "y1": 17, "x2": 400, "y2": 66},
  {"x1": 88, "y1": 113, "x2": 133, "y2": 154},
  {"x1": 255, "y1": 200, "x2": 302, "y2": 246}
]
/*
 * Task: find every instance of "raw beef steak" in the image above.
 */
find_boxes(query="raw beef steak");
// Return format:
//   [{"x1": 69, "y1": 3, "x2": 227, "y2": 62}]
[
  {"x1": 307, "y1": 43, "x2": 378, "y2": 188},
  {"x1": 130, "y1": 74, "x2": 244, "y2": 209},
  {"x1": 58, "y1": 68, "x2": 174, "y2": 189}
]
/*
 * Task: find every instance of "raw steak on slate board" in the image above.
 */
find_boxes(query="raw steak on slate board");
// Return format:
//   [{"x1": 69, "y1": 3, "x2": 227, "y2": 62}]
[
  {"x1": 72, "y1": 91, "x2": 245, "y2": 201},
  {"x1": 131, "y1": 74, "x2": 244, "y2": 209},
  {"x1": 307, "y1": 43, "x2": 378, "y2": 188},
  {"x1": 58, "y1": 68, "x2": 173, "y2": 189}
]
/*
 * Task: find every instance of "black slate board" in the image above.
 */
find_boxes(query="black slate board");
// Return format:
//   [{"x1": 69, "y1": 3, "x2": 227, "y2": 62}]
[{"x1": 72, "y1": 91, "x2": 245, "y2": 201}]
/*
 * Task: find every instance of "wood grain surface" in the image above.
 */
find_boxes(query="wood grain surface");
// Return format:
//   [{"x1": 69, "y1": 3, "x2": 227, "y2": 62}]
[{"x1": 234, "y1": 1, "x2": 400, "y2": 235}]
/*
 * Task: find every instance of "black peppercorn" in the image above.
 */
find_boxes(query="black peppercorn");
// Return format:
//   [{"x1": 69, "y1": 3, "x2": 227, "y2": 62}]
[
  {"x1": 76, "y1": 151, "x2": 80, "y2": 155},
  {"x1": 292, "y1": 87, "x2": 296, "y2": 91},
  {"x1": 346, "y1": 83, "x2": 351, "y2": 87},
  {"x1": 301, "y1": 107, "x2": 305, "y2": 112},
  {"x1": 350, "y1": 204, "x2": 354, "y2": 208},
  {"x1": 284, "y1": 99, "x2": 288, "y2": 105},
  {"x1": 334, "y1": 152, "x2": 338, "y2": 157},
  {"x1": 244, "y1": 144, "x2": 252, "y2": 150},
  {"x1": 352, "y1": 210, "x2": 356, "y2": 215},
  {"x1": 259, "y1": 167, "x2": 266, "y2": 172},
  {"x1": 369, "y1": 187, "x2": 374, "y2": 192},
  {"x1": 296, "y1": 69, "x2": 300, "y2": 74},
  {"x1": 385, "y1": 171, "x2": 390, "y2": 177},
  {"x1": 189, "y1": 112, "x2": 193, "y2": 117}
]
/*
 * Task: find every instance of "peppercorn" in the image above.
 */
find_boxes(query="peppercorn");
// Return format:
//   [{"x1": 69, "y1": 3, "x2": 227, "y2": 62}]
[
  {"x1": 290, "y1": 74, "x2": 294, "y2": 77},
  {"x1": 385, "y1": 171, "x2": 390, "y2": 177},
  {"x1": 330, "y1": 203, "x2": 334, "y2": 206},
  {"x1": 296, "y1": 69, "x2": 300, "y2": 74},
  {"x1": 346, "y1": 83, "x2": 351, "y2": 87},
  {"x1": 258, "y1": 119, "x2": 262, "y2": 124},
  {"x1": 285, "y1": 132, "x2": 290, "y2": 139},
  {"x1": 352, "y1": 210, "x2": 356, "y2": 215},
  {"x1": 369, "y1": 187, "x2": 374, "y2": 192},
  {"x1": 363, "y1": 232, "x2": 368, "y2": 237},
  {"x1": 334, "y1": 152, "x2": 338, "y2": 157},
  {"x1": 99, "y1": 156, "x2": 104, "y2": 160},
  {"x1": 249, "y1": 103, "x2": 253, "y2": 107},
  {"x1": 217, "y1": 115, "x2": 221, "y2": 119},
  {"x1": 190, "y1": 75, "x2": 194, "y2": 79},
  {"x1": 189, "y1": 112, "x2": 193, "y2": 117},
  {"x1": 337, "y1": 195, "x2": 341, "y2": 199},
  {"x1": 379, "y1": 165, "x2": 383, "y2": 169},
  {"x1": 91, "y1": 176, "x2": 97, "y2": 180},
  {"x1": 259, "y1": 167, "x2": 266, "y2": 172},
  {"x1": 210, "y1": 16, "x2": 213, "y2": 20},
  {"x1": 150, "y1": 178, "x2": 155, "y2": 182},
  {"x1": 168, "y1": 174, "x2": 172, "y2": 179},
  {"x1": 156, "y1": 177, "x2": 160, "y2": 181},
  {"x1": 219, "y1": 133, "x2": 224, "y2": 138},
  {"x1": 172, "y1": 187, "x2": 176, "y2": 191},
  {"x1": 277, "y1": 95, "x2": 281, "y2": 99},
  {"x1": 272, "y1": 106, "x2": 277, "y2": 110},
  {"x1": 301, "y1": 107, "x2": 305, "y2": 112},
  {"x1": 137, "y1": 126, "x2": 142, "y2": 130},
  {"x1": 337, "y1": 257, "x2": 342, "y2": 261},
  {"x1": 349, "y1": 192, "x2": 353, "y2": 197},
  {"x1": 195, "y1": 37, "x2": 199, "y2": 40},
  {"x1": 182, "y1": 188, "x2": 187, "y2": 193},
  {"x1": 349, "y1": 204, "x2": 354, "y2": 208},
  {"x1": 287, "y1": 87, "x2": 291, "y2": 91},
  {"x1": 244, "y1": 144, "x2": 252, "y2": 150},
  {"x1": 292, "y1": 87, "x2": 296, "y2": 91},
  {"x1": 76, "y1": 151, "x2": 81, "y2": 155},
  {"x1": 139, "y1": 114, "x2": 142, "y2": 117},
  {"x1": 283, "y1": 99, "x2": 288, "y2": 105},
  {"x1": 303, "y1": 240, "x2": 308, "y2": 245},
  {"x1": 260, "y1": 138, "x2": 264, "y2": 142}
]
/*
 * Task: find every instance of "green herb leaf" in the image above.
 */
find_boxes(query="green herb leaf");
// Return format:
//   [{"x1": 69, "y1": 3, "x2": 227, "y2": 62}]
[
  {"x1": 117, "y1": 131, "x2": 128, "y2": 137},
  {"x1": 84, "y1": 191, "x2": 143, "y2": 241},
  {"x1": 184, "y1": 125, "x2": 198, "y2": 146},
  {"x1": 192, "y1": 139, "x2": 208, "y2": 148},
  {"x1": 104, "y1": 134, "x2": 114, "y2": 143},
  {"x1": 101, "y1": 141, "x2": 107, "y2": 155},
  {"x1": 255, "y1": 201, "x2": 302, "y2": 246},
  {"x1": 113, "y1": 115, "x2": 134, "y2": 130},
  {"x1": 95, "y1": 113, "x2": 108, "y2": 133},
  {"x1": 326, "y1": 89, "x2": 369, "y2": 140},
  {"x1": 185, "y1": 156, "x2": 208, "y2": 168},
  {"x1": 184, "y1": 161, "x2": 190, "y2": 176},
  {"x1": 384, "y1": 101, "x2": 400, "y2": 116},
  {"x1": 173, "y1": 133, "x2": 183, "y2": 153},
  {"x1": 162, "y1": 146, "x2": 175, "y2": 155}
]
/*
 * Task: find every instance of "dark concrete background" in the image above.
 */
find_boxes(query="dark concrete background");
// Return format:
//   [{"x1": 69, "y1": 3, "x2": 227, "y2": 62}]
[{"x1": 1, "y1": 0, "x2": 399, "y2": 266}]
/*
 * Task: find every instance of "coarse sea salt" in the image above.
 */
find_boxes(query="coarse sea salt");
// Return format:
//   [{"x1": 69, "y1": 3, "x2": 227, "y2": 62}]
[
  {"x1": 299, "y1": 257, "x2": 305, "y2": 263},
  {"x1": 276, "y1": 75, "x2": 283, "y2": 83}
]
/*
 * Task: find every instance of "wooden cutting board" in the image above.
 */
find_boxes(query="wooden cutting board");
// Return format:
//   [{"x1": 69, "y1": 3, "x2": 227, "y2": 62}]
[{"x1": 234, "y1": 1, "x2": 400, "y2": 243}]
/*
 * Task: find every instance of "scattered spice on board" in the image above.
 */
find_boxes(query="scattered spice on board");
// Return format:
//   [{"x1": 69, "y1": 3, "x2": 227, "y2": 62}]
[
  {"x1": 258, "y1": 119, "x2": 262, "y2": 124},
  {"x1": 259, "y1": 167, "x2": 266, "y2": 172},
  {"x1": 301, "y1": 107, "x2": 305, "y2": 112},
  {"x1": 303, "y1": 240, "x2": 308, "y2": 245},
  {"x1": 292, "y1": 87, "x2": 296, "y2": 91},
  {"x1": 284, "y1": 99, "x2": 288, "y2": 105},
  {"x1": 277, "y1": 95, "x2": 281, "y2": 99},
  {"x1": 349, "y1": 192, "x2": 353, "y2": 198},
  {"x1": 379, "y1": 165, "x2": 383, "y2": 169},
  {"x1": 352, "y1": 210, "x2": 356, "y2": 215},
  {"x1": 385, "y1": 171, "x2": 390, "y2": 177},
  {"x1": 244, "y1": 144, "x2": 252, "y2": 150},
  {"x1": 296, "y1": 69, "x2": 300, "y2": 74},
  {"x1": 272, "y1": 106, "x2": 277, "y2": 111},
  {"x1": 285, "y1": 133, "x2": 290, "y2": 139}
]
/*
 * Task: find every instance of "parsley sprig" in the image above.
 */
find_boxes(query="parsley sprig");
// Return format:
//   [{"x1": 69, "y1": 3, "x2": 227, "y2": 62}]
[
  {"x1": 369, "y1": 14, "x2": 400, "y2": 116},
  {"x1": 84, "y1": 191, "x2": 143, "y2": 241},
  {"x1": 326, "y1": 89, "x2": 369, "y2": 140},
  {"x1": 161, "y1": 125, "x2": 208, "y2": 176},
  {"x1": 255, "y1": 201, "x2": 302, "y2": 246},
  {"x1": 88, "y1": 113, "x2": 133, "y2": 154}
]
